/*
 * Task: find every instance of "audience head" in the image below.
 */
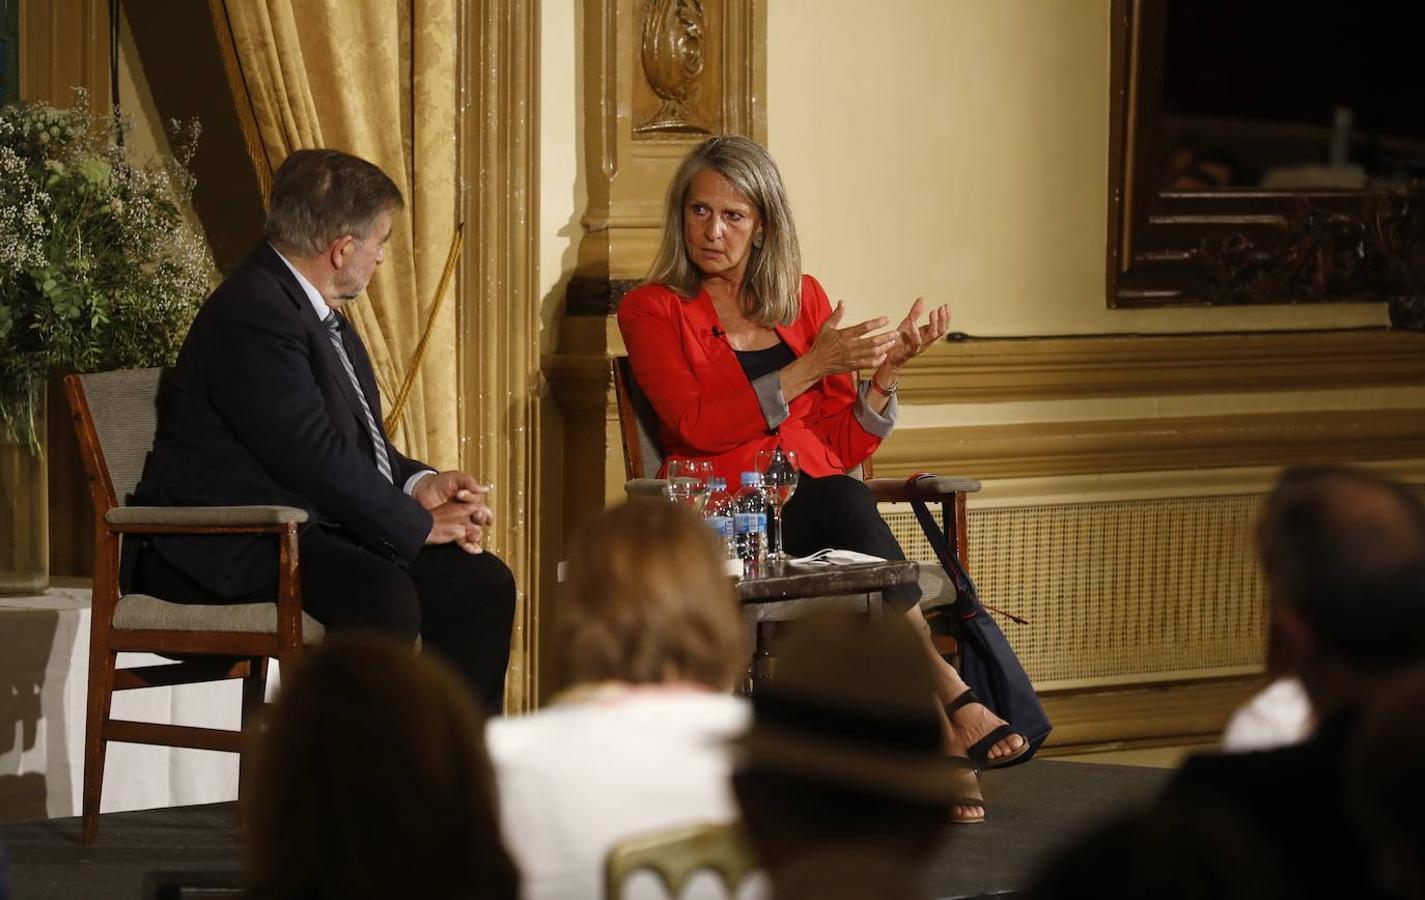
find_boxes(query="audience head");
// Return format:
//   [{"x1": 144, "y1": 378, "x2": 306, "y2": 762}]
[
  {"x1": 1347, "y1": 666, "x2": 1425, "y2": 899},
  {"x1": 245, "y1": 632, "x2": 518, "y2": 900},
  {"x1": 732, "y1": 612, "x2": 960, "y2": 871},
  {"x1": 1256, "y1": 465, "x2": 1425, "y2": 702},
  {"x1": 649, "y1": 135, "x2": 802, "y2": 326},
  {"x1": 1025, "y1": 803, "x2": 1284, "y2": 900},
  {"x1": 558, "y1": 500, "x2": 742, "y2": 692}
]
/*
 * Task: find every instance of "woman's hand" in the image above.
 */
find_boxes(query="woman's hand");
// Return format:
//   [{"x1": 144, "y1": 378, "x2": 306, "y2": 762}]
[
  {"x1": 882, "y1": 298, "x2": 950, "y2": 370},
  {"x1": 804, "y1": 302, "x2": 899, "y2": 378},
  {"x1": 863, "y1": 299, "x2": 950, "y2": 415}
]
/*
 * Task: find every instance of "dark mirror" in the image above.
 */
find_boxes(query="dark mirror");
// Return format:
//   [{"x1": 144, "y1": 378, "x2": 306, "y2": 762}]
[
  {"x1": 1160, "y1": 2, "x2": 1425, "y2": 192},
  {"x1": 1107, "y1": 0, "x2": 1425, "y2": 316}
]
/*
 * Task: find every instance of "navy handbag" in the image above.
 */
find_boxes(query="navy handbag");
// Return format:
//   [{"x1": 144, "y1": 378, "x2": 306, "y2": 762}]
[{"x1": 907, "y1": 474, "x2": 1052, "y2": 764}]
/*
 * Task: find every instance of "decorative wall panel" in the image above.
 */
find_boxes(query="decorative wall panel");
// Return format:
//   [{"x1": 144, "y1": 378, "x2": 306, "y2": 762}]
[{"x1": 887, "y1": 494, "x2": 1268, "y2": 692}]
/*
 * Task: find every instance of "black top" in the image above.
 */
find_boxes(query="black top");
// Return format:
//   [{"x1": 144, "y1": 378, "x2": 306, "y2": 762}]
[
  {"x1": 1161, "y1": 710, "x2": 1380, "y2": 900},
  {"x1": 734, "y1": 338, "x2": 796, "y2": 382}
]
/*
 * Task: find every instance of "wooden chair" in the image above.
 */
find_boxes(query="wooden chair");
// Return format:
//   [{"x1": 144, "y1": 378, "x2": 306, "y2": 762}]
[
  {"x1": 64, "y1": 368, "x2": 322, "y2": 845},
  {"x1": 609, "y1": 356, "x2": 978, "y2": 671},
  {"x1": 605, "y1": 821, "x2": 758, "y2": 900}
]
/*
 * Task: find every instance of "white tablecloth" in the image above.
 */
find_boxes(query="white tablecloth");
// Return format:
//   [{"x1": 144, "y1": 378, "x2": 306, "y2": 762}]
[{"x1": 0, "y1": 587, "x2": 277, "y2": 823}]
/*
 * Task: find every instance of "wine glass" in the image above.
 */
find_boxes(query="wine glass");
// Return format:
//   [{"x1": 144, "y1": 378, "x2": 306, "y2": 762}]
[
  {"x1": 665, "y1": 459, "x2": 713, "y2": 513},
  {"x1": 754, "y1": 448, "x2": 799, "y2": 563}
]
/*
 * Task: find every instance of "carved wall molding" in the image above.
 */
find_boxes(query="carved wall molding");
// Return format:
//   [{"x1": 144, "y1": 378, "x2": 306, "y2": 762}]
[
  {"x1": 1039, "y1": 676, "x2": 1265, "y2": 750},
  {"x1": 458, "y1": 0, "x2": 542, "y2": 712},
  {"x1": 1198, "y1": 197, "x2": 1381, "y2": 305},
  {"x1": 636, "y1": 0, "x2": 710, "y2": 135},
  {"x1": 875, "y1": 407, "x2": 1425, "y2": 482},
  {"x1": 898, "y1": 329, "x2": 1425, "y2": 405},
  {"x1": 1373, "y1": 183, "x2": 1425, "y2": 330}
]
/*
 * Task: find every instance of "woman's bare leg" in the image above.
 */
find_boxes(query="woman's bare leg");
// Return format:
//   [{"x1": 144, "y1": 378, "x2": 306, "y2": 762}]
[{"x1": 904, "y1": 603, "x2": 1026, "y2": 763}]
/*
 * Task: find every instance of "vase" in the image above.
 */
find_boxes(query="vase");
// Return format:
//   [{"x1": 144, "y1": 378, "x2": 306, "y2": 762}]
[{"x1": 0, "y1": 395, "x2": 49, "y2": 595}]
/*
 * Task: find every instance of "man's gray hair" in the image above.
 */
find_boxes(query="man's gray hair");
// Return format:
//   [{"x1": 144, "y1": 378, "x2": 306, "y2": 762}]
[{"x1": 263, "y1": 149, "x2": 403, "y2": 257}]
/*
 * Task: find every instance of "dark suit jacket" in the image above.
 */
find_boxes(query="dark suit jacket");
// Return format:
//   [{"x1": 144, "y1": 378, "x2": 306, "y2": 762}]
[
  {"x1": 131, "y1": 243, "x2": 434, "y2": 598},
  {"x1": 1163, "y1": 711, "x2": 1380, "y2": 900}
]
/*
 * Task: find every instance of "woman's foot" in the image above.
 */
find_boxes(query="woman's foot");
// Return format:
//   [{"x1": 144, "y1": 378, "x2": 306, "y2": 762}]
[
  {"x1": 944, "y1": 688, "x2": 1028, "y2": 768},
  {"x1": 942, "y1": 726, "x2": 986, "y2": 824},
  {"x1": 911, "y1": 604, "x2": 1028, "y2": 768}
]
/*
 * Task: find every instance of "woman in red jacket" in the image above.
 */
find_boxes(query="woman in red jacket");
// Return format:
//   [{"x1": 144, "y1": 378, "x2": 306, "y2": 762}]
[{"x1": 619, "y1": 136, "x2": 1028, "y2": 823}]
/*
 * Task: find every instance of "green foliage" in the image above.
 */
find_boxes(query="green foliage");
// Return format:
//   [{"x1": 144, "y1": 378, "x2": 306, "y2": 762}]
[{"x1": 0, "y1": 90, "x2": 215, "y2": 451}]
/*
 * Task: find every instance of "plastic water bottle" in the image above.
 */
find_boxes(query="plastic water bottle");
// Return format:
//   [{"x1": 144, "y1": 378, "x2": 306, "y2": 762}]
[
  {"x1": 733, "y1": 471, "x2": 768, "y2": 578},
  {"x1": 703, "y1": 477, "x2": 736, "y2": 560}
]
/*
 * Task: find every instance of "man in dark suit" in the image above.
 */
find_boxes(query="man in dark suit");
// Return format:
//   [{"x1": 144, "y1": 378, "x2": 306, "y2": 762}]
[
  {"x1": 1163, "y1": 465, "x2": 1425, "y2": 899},
  {"x1": 130, "y1": 149, "x2": 514, "y2": 711}
]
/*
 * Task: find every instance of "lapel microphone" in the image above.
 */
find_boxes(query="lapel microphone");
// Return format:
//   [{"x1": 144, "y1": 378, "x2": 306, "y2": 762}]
[{"x1": 711, "y1": 326, "x2": 726, "y2": 339}]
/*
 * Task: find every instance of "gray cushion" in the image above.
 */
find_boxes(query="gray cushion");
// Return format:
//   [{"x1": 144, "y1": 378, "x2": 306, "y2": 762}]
[
  {"x1": 107, "y1": 505, "x2": 309, "y2": 527},
  {"x1": 916, "y1": 561, "x2": 957, "y2": 611},
  {"x1": 113, "y1": 593, "x2": 324, "y2": 643},
  {"x1": 624, "y1": 478, "x2": 671, "y2": 500},
  {"x1": 77, "y1": 368, "x2": 163, "y2": 505}
]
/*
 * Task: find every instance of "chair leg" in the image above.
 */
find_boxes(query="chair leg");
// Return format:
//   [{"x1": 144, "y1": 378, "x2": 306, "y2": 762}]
[
  {"x1": 241, "y1": 656, "x2": 269, "y2": 729},
  {"x1": 81, "y1": 647, "x2": 117, "y2": 846},
  {"x1": 237, "y1": 656, "x2": 271, "y2": 831}
]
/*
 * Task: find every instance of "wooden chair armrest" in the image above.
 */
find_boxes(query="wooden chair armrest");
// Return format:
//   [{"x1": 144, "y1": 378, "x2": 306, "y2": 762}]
[
  {"x1": 106, "y1": 505, "x2": 309, "y2": 533},
  {"x1": 624, "y1": 478, "x2": 670, "y2": 501},
  {"x1": 865, "y1": 475, "x2": 982, "y2": 503}
]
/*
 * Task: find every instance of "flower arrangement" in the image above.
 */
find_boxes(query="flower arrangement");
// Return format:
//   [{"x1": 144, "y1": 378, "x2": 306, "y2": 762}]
[{"x1": 0, "y1": 91, "x2": 214, "y2": 451}]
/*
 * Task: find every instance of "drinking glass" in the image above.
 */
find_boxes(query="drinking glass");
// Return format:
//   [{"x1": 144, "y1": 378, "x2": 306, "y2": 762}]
[
  {"x1": 754, "y1": 448, "x2": 799, "y2": 562},
  {"x1": 664, "y1": 459, "x2": 713, "y2": 513}
]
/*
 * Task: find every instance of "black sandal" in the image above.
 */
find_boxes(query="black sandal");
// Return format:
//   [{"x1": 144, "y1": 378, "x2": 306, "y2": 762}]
[
  {"x1": 945, "y1": 756, "x2": 985, "y2": 824},
  {"x1": 945, "y1": 688, "x2": 1030, "y2": 770}
]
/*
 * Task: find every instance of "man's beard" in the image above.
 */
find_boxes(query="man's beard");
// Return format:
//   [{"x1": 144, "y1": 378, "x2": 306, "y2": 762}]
[{"x1": 333, "y1": 274, "x2": 367, "y2": 302}]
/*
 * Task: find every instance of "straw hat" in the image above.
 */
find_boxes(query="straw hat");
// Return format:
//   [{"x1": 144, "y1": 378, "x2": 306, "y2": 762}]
[{"x1": 733, "y1": 610, "x2": 976, "y2": 807}]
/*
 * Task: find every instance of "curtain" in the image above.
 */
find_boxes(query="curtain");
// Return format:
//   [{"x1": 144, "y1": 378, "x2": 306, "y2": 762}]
[{"x1": 210, "y1": 0, "x2": 459, "y2": 468}]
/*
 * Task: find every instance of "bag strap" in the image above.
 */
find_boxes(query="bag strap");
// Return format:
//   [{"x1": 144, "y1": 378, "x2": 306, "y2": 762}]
[{"x1": 906, "y1": 473, "x2": 1028, "y2": 626}]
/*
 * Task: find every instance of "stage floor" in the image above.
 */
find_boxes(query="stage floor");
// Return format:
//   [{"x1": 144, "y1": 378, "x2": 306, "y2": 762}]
[{"x1": 0, "y1": 760, "x2": 1171, "y2": 899}]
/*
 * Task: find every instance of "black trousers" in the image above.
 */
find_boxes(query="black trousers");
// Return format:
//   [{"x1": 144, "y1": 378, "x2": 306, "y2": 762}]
[
  {"x1": 132, "y1": 526, "x2": 517, "y2": 713},
  {"x1": 780, "y1": 474, "x2": 920, "y2": 611}
]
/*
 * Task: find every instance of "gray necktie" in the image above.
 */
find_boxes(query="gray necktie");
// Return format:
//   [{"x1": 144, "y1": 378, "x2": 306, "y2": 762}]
[{"x1": 322, "y1": 310, "x2": 394, "y2": 483}]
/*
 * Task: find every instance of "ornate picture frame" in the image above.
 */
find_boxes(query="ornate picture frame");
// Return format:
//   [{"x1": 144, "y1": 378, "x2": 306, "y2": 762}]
[{"x1": 1106, "y1": 0, "x2": 1421, "y2": 319}]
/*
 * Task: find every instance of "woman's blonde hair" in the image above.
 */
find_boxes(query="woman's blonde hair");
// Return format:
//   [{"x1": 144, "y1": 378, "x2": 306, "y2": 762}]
[
  {"x1": 647, "y1": 135, "x2": 803, "y2": 327},
  {"x1": 558, "y1": 501, "x2": 743, "y2": 691},
  {"x1": 245, "y1": 633, "x2": 518, "y2": 900}
]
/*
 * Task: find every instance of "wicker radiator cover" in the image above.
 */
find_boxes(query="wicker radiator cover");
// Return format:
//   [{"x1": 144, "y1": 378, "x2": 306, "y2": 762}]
[{"x1": 884, "y1": 493, "x2": 1268, "y2": 691}]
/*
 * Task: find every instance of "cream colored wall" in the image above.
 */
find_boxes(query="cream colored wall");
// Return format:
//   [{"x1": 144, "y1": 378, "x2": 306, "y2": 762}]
[
  {"x1": 540, "y1": 0, "x2": 585, "y2": 354},
  {"x1": 766, "y1": 0, "x2": 1387, "y2": 336}
]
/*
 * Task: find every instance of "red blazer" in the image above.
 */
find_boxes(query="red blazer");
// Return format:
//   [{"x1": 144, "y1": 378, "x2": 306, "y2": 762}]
[{"x1": 618, "y1": 274, "x2": 885, "y2": 487}]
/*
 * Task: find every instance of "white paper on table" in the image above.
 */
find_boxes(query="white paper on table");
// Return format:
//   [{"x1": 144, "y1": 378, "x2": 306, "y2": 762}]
[{"x1": 788, "y1": 548, "x2": 886, "y2": 566}]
